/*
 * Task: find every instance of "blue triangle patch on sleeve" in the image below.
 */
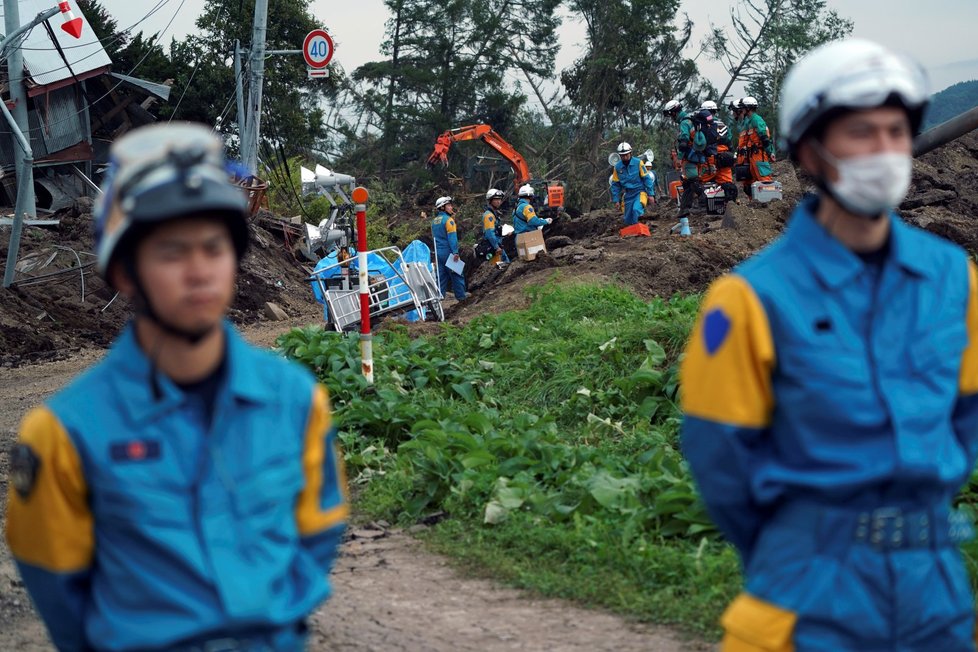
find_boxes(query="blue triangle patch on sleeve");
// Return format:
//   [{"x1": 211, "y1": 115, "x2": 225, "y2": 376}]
[{"x1": 703, "y1": 308, "x2": 732, "y2": 355}]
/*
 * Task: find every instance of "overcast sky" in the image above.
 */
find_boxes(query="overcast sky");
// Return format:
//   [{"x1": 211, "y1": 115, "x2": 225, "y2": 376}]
[{"x1": 99, "y1": 0, "x2": 978, "y2": 101}]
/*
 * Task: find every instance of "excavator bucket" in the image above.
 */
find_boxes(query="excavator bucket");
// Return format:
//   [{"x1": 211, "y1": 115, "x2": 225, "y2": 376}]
[{"x1": 426, "y1": 134, "x2": 452, "y2": 167}]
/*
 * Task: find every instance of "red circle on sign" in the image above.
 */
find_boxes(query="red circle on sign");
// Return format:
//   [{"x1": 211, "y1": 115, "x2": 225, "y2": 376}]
[{"x1": 303, "y1": 29, "x2": 334, "y2": 69}]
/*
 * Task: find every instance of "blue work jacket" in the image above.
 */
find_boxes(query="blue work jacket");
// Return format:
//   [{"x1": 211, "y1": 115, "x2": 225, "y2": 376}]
[
  {"x1": 513, "y1": 199, "x2": 548, "y2": 235},
  {"x1": 431, "y1": 210, "x2": 459, "y2": 258},
  {"x1": 482, "y1": 206, "x2": 504, "y2": 250},
  {"x1": 6, "y1": 322, "x2": 348, "y2": 652},
  {"x1": 610, "y1": 157, "x2": 656, "y2": 203},
  {"x1": 680, "y1": 196, "x2": 978, "y2": 562}
]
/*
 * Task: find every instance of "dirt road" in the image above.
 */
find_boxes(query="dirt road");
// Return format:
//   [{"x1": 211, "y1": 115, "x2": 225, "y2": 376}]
[{"x1": 0, "y1": 315, "x2": 703, "y2": 651}]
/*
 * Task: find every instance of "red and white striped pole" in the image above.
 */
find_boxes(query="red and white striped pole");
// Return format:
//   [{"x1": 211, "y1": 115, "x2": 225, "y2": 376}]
[
  {"x1": 58, "y1": 2, "x2": 84, "y2": 38},
  {"x1": 351, "y1": 186, "x2": 373, "y2": 384}
]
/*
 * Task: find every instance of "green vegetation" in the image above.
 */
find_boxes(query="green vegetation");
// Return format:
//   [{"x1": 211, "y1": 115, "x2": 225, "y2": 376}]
[
  {"x1": 278, "y1": 283, "x2": 741, "y2": 636},
  {"x1": 278, "y1": 281, "x2": 978, "y2": 637},
  {"x1": 925, "y1": 79, "x2": 978, "y2": 129}
]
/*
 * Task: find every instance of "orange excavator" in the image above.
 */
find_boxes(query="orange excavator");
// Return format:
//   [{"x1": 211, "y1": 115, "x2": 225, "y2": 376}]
[{"x1": 426, "y1": 124, "x2": 565, "y2": 216}]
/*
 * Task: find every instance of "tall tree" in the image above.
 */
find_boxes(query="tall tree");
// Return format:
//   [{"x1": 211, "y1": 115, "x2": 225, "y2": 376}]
[
  {"x1": 160, "y1": 0, "x2": 339, "y2": 162},
  {"x1": 560, "y1": 0, "x2": 708, "y2": 209},
  {"x1": 352, "y1": 0, "x2": 560, "y2": 171},
  {"x1": 705, "y1": 0, "x2": 853, "y2": 121}
]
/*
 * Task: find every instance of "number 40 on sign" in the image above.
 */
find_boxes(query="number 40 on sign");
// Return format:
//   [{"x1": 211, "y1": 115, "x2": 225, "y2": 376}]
[{"x1": 303, "y1": 29, "x2": 334, "y2": 79}]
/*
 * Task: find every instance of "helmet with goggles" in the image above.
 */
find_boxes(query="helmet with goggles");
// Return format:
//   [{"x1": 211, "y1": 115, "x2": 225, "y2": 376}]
[
  {"x1": 779, "y1": 39, "x2": 929, "y2": 154},
  {"x1": 435, "y1": 195, "x2": 453, "y2": 209},
  {"x1": 485, "y1": 188, "x2": 505, "y2": 201},
  {"x1": 94, "y1": 122, "x2": 249, "y2": 282}
]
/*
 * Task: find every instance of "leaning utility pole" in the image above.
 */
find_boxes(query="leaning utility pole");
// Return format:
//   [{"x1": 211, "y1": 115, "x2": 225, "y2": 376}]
[
  {"x1": 4, "y1": 0, "x2": 36, "y2": 223},
  {"x1": 242, "y1": 0, "x2": 268, "y2": 175}
]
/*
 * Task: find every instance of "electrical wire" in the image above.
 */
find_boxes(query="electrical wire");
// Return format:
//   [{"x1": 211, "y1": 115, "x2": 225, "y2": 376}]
[
  {"x1": 0, "y1": 0, "x2": 187, "y2": 138},
  {"x1": 17, "y1": 0, "x2": 171, "y2": 51},
  {"x1": 168, "y1": 0, "x2": 229, "y2": 122}
]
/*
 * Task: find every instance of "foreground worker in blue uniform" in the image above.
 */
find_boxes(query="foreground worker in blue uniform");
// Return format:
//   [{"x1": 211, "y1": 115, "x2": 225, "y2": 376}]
[
  {"x1": 512, "y1": 184, "x2": 551, "y2": 234},
  {"x1": 431, "y1": 195, "x2": 466, "y2": 299},
  {"x1": 5, "y1": 123, "x2": 348, "y2": 652},
  {"x1": 609, "y1": 141, "x2": 656, "y2": 225},
  {"x1": 482, "y1": 188, "x2": 509, "y2": 265},
  {"x1": 681, "y1": 40, "x2": 978, "y2": 650}
]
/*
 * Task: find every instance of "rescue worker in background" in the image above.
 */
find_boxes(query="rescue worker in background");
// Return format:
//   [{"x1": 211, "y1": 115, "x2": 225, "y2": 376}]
[
  {"x1": 432, "y1": 195, "x2": 467, "y2": 300},
  {"x1": 738, "y1": 96, "x2": 776, "y2": 198},
  {"x1": 681, "y1": 40, "x2": 978, "y2": 650},
  {"x1": 482, "y1": 188, "x2": 509, "y2": 266},
  {"x1": 663, "y1": 99, "x2": 706, "y2": 219},
  {"x1": 513, "y1": 183, "x2": 551, "y2": 234},
  {"x1": 701, "y1": 100, "x2": 738, "y2": 203},
  {"x1": 609, "y1": 141, "x2": 656, "y2": 226},
  {"x1": 5, "y1": 123, "x2": 348, "y2": 652}
]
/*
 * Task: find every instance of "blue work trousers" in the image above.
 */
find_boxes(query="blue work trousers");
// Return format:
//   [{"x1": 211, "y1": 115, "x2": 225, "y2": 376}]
[
  {"x1": 724, "y1": 500, "x2": 975, "y2": 651},
  {"x1": 622, "y1": 191, "x2": 646, "y2": 226},
  {"x1": 436, "y1": 252, "x2": 466, "y2": 300}
]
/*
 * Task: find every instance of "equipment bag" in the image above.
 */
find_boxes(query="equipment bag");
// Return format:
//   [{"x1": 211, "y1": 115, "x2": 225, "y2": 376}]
[
  {"x1": 474, "y1": 239, "x2": 495, "y2": 260},
  {"x1": 716, "y1": 151, "x2": 736, "y2": 169},
  {"x1": 734, "y1": 164, "x2": 751, "y2": 181}
]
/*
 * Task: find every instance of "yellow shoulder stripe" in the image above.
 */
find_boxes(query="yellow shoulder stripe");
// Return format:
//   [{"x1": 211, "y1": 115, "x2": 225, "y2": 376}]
[
  {"x1": 721, "y1": 593, "x2": 797, "y2": 651},
  {"x1": 611, "y1": 169, "x2": 620, "y2": 182},
  {"x1": 960, "y1": 260, "x2": 978, "y2": 394},
  {"x1": 680, "y1": 274, "x2": 775, "y2": 428},
  {"x1": 296, "y1": 385, "x2": 349, "y2": 535},
  {"x1": 6, "y1": 407, "x2": 93, "y2": 572}
]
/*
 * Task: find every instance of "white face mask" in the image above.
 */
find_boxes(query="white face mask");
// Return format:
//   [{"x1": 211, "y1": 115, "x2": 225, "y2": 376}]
[{"x1": 813, "y1": 143, "x2": 912, "y2": 219}]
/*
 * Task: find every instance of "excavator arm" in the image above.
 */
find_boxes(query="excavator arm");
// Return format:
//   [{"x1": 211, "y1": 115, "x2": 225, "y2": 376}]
[{"x1": 426, "y1": 124, "x2": 532, "y2": 189}]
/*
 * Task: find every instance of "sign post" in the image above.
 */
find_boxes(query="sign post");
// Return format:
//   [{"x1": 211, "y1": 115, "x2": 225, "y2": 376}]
[
  {"x1": 302, "y1": 29, "x2": 334, "y2": 78},
  {"x1": 351, "y1": 186, "x2": 373, "y2": 384}
]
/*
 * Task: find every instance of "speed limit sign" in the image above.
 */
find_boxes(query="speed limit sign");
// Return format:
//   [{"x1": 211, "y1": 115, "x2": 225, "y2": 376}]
[{"x1": 303, "y1": 29, "x2": 334, "y2": 69}]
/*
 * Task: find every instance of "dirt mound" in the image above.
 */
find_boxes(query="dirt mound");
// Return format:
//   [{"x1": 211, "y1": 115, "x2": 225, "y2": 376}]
[
  {"x1": 0, "y1": 203, "x2": 318, "y2": 366},
  {"x1": 901, "y1": 132, "x2": 978, "y2": 250},
  {"x1": 4, "y1": 133, "x2": 978, "y2": 358}
]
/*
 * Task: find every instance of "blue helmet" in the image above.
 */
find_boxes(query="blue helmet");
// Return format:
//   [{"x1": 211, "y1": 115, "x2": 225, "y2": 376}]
[{"x1": 94, "y1": 122, "x2": 249, "y2": 281}]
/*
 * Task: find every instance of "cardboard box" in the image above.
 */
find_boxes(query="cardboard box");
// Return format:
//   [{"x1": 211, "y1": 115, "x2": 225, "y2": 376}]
[{"x1": 516, "y1": 229, "x2": 547, "y2": 261}]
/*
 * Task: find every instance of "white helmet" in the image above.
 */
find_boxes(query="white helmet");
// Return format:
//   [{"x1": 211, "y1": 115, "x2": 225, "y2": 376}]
[
  {"x1": 517, "y1": 183, "x2": 535, "y2": 198},
  {"x1": 741, "y1": 96, "x2": 759, "y2": 109},
  {"x1": 617, "y1": 142, "x2": 632, "y2": 155},
  {"x1": 779, "y1": 39, "x2": 928, "y2": 152},
  {"x1": 699, "y1": 100, "x2": 718, "y2": 112},
  {"x1": 435, "y1": 195, "x2": 453, "y2": 209},
  {"x1": 662, "y1": 99, "x2": 682, "y2": 115},
  {"x1": 486, "y1": 188, "x2": 505, "y2": 201}
]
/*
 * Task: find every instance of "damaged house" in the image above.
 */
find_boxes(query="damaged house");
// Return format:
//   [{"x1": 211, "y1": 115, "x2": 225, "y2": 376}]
[{"x1": 0, "y1": 0, "x2": 171, "y2": 212}]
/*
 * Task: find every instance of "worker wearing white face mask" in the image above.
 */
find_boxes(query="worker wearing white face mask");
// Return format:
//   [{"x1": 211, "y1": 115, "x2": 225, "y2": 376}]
[{"x1": 681, "y1": 39, "x2": 978, "y2": 650}]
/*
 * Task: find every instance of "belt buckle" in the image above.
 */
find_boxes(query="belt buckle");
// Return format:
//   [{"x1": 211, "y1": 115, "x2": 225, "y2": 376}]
[
  {"x1": 203, "y1": 639, "x2": 241, "y2": 652},
  {"x1": 865, "y1": 507, "x2": 909, "y2": 550}
]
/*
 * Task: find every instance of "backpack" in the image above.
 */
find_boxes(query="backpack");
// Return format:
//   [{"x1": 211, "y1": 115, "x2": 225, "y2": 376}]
[{"x1": 691, "y1": 110, "x2": 719, "y2": 156}]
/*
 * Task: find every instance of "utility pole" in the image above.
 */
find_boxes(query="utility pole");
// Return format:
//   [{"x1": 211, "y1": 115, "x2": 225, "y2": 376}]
[
  {"x1": 242, "y1": 0, "x2": 268, "y2": 175},
  {"x1": 2, "y1": 3, "x2": 71, "y2": 288},
  {"x1": 4, "y1": 0, "x2": 36, "y2": 221}
]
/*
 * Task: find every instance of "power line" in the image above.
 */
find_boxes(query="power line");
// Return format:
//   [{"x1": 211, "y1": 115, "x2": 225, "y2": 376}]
[
  {"x1": 168, "y1": 0, "x2": 230, "y2": 122},
  {"x1": 0, "y1": 0, "x2": 187, "y2": 138},
  {"x1": 17, "y1": 0, "x2": 171, "y2": 52}
]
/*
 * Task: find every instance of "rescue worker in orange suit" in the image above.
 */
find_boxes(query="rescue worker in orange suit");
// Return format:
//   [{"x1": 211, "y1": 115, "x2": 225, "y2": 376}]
[
  {"x1": 5, "y1": 123, "x2": 348, "y2": 652},
  {"x1": 738, "y1": 96, "x2": 776, "y2": 198},
  {"x1": 664, "y1": 99, "x2": 706, "y2": 219},
  {"x1": 700, "y1": 100, "x2": 738, "y2": 203},
  {"x1": 681, "y1": 40, "x2": 978, "y2": 650}
]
